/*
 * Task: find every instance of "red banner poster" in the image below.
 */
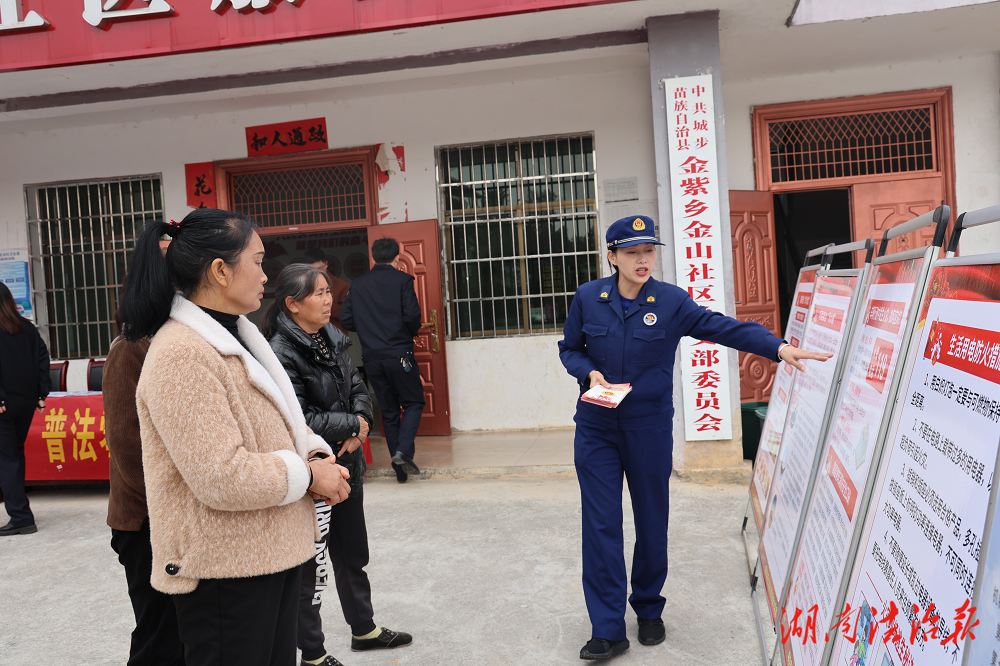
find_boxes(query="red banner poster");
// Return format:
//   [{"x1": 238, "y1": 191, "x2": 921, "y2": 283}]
[
  {"x1": 245, "y1": 118, "x2": 327, "y2": 157},
  {"x1": 184, "y1": 162, "x2": 217, "y2": 209},
  {"x1": 24, "y1": 394, "x2": 109, "y2": 482}
]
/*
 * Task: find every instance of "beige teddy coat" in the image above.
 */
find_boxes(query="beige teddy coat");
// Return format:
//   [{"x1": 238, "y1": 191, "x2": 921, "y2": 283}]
[{"x1": 136, "y1": 295, "x2": 333, "y2": 594}]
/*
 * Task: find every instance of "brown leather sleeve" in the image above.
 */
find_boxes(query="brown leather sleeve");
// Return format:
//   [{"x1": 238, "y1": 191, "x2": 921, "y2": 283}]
[{"x1": 103, "y1": 336, "x2": 151, "y2": 530}]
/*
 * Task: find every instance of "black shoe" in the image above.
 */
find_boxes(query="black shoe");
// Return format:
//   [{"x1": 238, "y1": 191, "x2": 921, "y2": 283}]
[
  {"x1": 396, "y1": 469, "x2": 408, "y2": 483},
  {"x1": 351, "y1": 627, "x2": 412, "y2": 652},
  {"x1": 300, "y1": 655, "x2": 345, "y2": 666},
  {"x1": 0, "y1": 522, "x2": 37, "y2": 536},
  {"x1": 580, "y1": 638, "x2": 629, "y2": 660},
  {"x1": 637, "y1": 618, "x2": 665, "y2": 645},
  {"x1": 391, "y1": 452, "x2": 420, "y2": 475}
]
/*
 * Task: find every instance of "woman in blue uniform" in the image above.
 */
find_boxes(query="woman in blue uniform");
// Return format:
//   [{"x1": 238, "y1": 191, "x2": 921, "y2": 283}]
[{"x1": 559, "y1": 215, "x2": 829, "y2": 660}]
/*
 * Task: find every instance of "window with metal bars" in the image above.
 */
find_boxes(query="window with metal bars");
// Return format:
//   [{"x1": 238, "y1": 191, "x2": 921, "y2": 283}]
[
  {"x1": 769, "y1": 107, "x2": 935, "y2": 183},
  {"x1": 438, "y1": 134, "x2": 598, "y2": 338},
  {"x1": 25, "y1": 175, "x2": 163, "y2": 360},
  {"x1": 230, "y1": 163, "x2": 368, "y2": 229}
]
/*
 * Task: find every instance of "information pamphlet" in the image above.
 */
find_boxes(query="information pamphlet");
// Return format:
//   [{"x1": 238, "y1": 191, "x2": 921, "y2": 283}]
[{"x1": 581, "y1": 384, "x2": 632, "y2": 408}]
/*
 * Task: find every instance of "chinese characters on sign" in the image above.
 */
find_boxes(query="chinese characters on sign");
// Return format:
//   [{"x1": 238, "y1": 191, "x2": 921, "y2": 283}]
[
  {"x1": 245, "y1": 118, "x2": 328, "y2": 157},
  {"x1": 211, "y1": 0, "x2": 300, "y2": 11},
  {"x1": 25, "y1": 394, "x2": 109, "y2": 482},
  {"x1": 184, "y1": 162, "x2": 217, "y2": 209},
  {"x1": 664, "y1": 75, "x2": 732, "y2": 441},
  {"x1": 83, "y1": 0, "x2": 174, "y2": 29},
  {"x1": 0, "y1": 0, "x2": 47, "y2": 33}
]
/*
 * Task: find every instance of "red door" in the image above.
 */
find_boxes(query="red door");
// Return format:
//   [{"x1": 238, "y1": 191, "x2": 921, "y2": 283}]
[
  {"x1": 730, "y1": 191, "x2": 782, "y2": 402},
  {"x1": 367, "y1": 220, "x2": 452, "y2": 436},
  {"x1": 851, "y1": 177, "x2": 946, "y2": 261}
]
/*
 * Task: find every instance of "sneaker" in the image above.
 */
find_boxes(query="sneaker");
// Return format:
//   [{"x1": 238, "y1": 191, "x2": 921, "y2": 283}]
[
  {"x1": 580, "y1": 637, "x2": 629, "y2": 660},
  {"x1": 391, "y1": 452, "x2": 420, "y2": 475},
  {"x1": 0, "y1": 522, "x2": 37, "y2": 536},
  {"x1": 396, "y1": 469, "x2": 408, "y2": 484},
  {"x1": 637, "y1": 618, "x2": 665, "y2": 645},
  {"x1": 300, "y1": 656, "x2": 345, "y2": 666},
  {"x1": 351, "y1": 627, "x2": 413, "y2": 652}
]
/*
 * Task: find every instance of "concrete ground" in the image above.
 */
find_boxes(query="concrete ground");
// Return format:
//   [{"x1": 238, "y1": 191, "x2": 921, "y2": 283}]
[{"x1": 0, "y1": 477, "x2": 763, "y2": 665}]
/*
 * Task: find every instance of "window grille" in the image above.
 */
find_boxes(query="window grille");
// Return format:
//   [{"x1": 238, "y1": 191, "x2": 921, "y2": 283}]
[
  {"x1": 230, "y1": 163, "x2": 367, "y2": 228},
  {"x1": 438, "y1": 134, "x2": 598, "y2": 338},
  {"x1": 26, "y1": 175, "x2": 163, "y2": 360},
  {"x1": 769, "y1": 107, "x2": 935, "y2": 183}
]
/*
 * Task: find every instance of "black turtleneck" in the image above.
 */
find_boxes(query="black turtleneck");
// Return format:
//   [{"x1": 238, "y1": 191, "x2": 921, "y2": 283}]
[{"x1": 199, "y1": 306, "x2": 250, "y2": 351}]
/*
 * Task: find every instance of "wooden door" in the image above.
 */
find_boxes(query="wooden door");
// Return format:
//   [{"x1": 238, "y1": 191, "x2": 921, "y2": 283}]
[
  {"x1": 730, "y1": 191, "x2": 782, "y2": 403},
  {"x1": 851, "y1": 177, "x2": 946, "y2": 260},
  {"x1": 367, "y1": 220, "x2": 452, "y2": 436}
]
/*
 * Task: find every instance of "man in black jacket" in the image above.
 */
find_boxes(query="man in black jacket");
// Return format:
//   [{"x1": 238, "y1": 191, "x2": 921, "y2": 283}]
[{"x1": 341, "y1": 238, "x2": 424, "y2": 483}]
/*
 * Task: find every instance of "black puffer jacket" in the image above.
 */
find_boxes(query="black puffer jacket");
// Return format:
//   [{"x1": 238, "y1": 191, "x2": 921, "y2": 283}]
[{"x1": 269, "y1": 312, "x2": 374, "y2": 490}]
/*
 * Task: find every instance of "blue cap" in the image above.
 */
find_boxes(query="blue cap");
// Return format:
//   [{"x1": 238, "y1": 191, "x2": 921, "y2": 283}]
[{"x1": 606, "y1": 215, "x2": 665, "y2": 250}]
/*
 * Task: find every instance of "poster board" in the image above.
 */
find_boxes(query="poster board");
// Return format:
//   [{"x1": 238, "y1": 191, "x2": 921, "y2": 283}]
[
  {"x1": 0, "y1": 247, "x2": 33, "y2": 321},
  {"x1": 759, "y1": 247, "x2": 872, "y2": 626},
  {"x1": 830, "y1": 257, "x2": 1000, "y2": 666},
  {"x1": 750, "y1": 258, "x2": 825, "y2": 536},
  {"x1": 783, "y1": 248, "x2": 936, "y2": 666}
]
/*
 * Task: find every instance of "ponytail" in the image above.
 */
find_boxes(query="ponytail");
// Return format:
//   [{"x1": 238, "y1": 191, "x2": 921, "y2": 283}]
[{"x1": 118, "y1": 208, "x2": 257, "y2": 341}]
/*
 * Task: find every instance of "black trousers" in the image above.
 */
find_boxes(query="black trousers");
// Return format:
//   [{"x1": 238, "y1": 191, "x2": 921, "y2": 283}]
[
  {"x1": 0, "y1": 404, "x2": 36, "y2": 526},
  {"x1": 173, "y1": 565, "x2": 302, "y2": 666},
  {"x1": 366, "y1": 356, "x2": 424, "y2": 471},
  {"x1": 298, "y1": 491, "x2": 374, "y2": 661},
  {"x1": 110, "y1": 519, "x2": 185, "y2": 666}
]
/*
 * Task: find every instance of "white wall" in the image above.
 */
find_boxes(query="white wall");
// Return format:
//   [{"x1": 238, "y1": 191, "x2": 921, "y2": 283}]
[
  {"x1": 0, "y1": 51, "x2": 658, "y2": 421},
  {"x1": 723, "y1": 53, "x2": 1000, "y2": 254}
]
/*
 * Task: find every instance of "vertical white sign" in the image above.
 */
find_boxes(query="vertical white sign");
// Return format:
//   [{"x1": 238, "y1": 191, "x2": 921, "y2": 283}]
[{"x1": 664, "y1": 74, "x2": 732, "y2": 441}]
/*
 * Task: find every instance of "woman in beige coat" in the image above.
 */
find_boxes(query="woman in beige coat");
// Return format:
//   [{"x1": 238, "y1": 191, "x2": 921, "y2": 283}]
[{"x1": 117, "y1": 208, "x2": 352, "y2": 666}]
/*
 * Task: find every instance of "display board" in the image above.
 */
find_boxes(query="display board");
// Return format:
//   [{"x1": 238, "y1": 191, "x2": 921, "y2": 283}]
[
  {"x1": 783, "y1": 252, "x2": 933, "y2": 666},
  {"x1": 0, "y1": 247, "x2": 33, "y2": 320},
  {"x1": 751, "y1": 265, "x2": 822, "y2": 534},
  {"x1": 831, "y1": 260, "x2": 1000, "y2": 666},
  {"x1": 759, "y1": 268, "x2": 867, "y2": 624}
]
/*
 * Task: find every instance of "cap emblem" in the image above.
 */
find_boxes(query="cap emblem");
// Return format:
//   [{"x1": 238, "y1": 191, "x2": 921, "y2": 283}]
[{"x1": 632, "y1": 218, "x2": 646, "y2": 231}]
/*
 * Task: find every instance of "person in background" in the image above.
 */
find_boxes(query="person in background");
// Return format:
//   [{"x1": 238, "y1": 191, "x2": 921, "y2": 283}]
[
  {"x1": 0, "y1": 282, "x2": 50, "y2": 536},
  {"x1": 340, "y1": 238, "x2": 424, "y2": 484},
  {"x1": 303, "y1": 248, "x2": 351, "y2": 333},
  {"x1": 118, "y1": 209, "x2": 353, "y2": 666},
  {"x1": 104, "y1": 237, "x2": 185, "y2": 666},
  {"x1": 558, "y1": 215, "x2": 830, "y2": 660},
  {"x1": 264, "y1": 263, "x2": 413, "y2": 666}
]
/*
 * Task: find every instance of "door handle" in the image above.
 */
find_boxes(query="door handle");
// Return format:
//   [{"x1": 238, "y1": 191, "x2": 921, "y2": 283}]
[{"x1": 420, "y1": 309, "x2": 441, "y2": 354}]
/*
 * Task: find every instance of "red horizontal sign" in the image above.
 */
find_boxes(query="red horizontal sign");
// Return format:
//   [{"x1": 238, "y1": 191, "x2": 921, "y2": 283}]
[
  {"x1": 925, "y1": 319, "x2": 1000, "y2": 386},
  {"x1": 246, "y1": 117, "x2": 327, "y2": 157},
  {"x1": 25, "y1": 394, "x2": 109, "y2": 482},
  {"x1": 0, "y1": 0, "x2": 629, "y2": 73},
  {"x1": 812, "y1": 304, "x2": 845, "y2": 332},
  {"x1": 864, "y1": 299, "x2": 906, "y2": 335}
]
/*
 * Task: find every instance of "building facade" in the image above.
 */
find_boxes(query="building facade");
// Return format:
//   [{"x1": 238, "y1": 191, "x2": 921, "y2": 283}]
[{"x1": 1, "y1": 0, "x2": 998, "y2": 479}]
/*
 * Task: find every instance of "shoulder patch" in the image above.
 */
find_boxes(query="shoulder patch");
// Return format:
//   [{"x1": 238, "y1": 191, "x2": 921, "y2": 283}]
[
  {"x1": 646, "y1": 296, "x2": 655, "y2": 302},
  {"x1": 600, "y1": 292, "x2": 609, "y2": 298}
]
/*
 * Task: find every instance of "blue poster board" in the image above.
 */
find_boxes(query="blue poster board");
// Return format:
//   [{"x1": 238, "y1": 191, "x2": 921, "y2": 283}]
[{"x1": 0, "y1": 248, "x2": 33, "y2": 320}]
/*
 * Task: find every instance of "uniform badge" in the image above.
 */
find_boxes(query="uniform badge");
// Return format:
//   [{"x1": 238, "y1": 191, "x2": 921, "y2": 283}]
[
  {"x1": 632, "y1": 218, "x2": 645, "y2": 231},
  {"x1": 600, "y1": 292, "x2": 609, "y2": 298},
  {"x1": 646, "y1": 296, "x2": 655, "y2": 302},
  {"x1": 643, "y1": 313, "x2": 657, "y2": 326}
]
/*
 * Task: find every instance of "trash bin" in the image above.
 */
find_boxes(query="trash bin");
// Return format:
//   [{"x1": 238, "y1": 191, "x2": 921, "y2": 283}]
[{"x1": 740, "y1": 401, "x2": 768, "y2": 461}]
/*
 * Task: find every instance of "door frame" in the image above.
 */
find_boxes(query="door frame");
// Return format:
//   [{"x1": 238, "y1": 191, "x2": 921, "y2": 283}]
[
  {"x1": 214, "y1": 145, "x2": 380, "y2": 236},
  {"x1": 751, "y1": 88, "x2": 956, "y2": 213}
]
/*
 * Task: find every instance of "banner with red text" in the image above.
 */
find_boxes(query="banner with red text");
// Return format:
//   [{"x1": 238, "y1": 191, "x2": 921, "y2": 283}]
[
  {"x1": 759, "y1": 274, "x2": 861, "y2": 624},
  {"x1": 751, "y1": 268, "x2": 819, "y2": 534},
  {"x1": 832, "y1": 262, "x2": 1000, "y2": 666},
  {"x1": 24, "y1": 392, "x2": 108, "y2": 482},
  {"x1": 665, "y1": 74, "x2": 732, "y2": 441},
  {"x1": 785, "y1": 257, "x2": 926, "y2": 666}
]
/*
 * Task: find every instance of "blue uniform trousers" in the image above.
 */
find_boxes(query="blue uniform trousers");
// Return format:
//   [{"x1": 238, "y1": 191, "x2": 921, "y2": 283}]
[{"x1": 575, "y1": 420, "x2": 673, "y2": 641}]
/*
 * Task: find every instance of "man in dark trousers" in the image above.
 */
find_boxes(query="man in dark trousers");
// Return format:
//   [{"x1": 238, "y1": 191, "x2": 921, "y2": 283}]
[{"x1": 341, "y1": 238, "x2": 424, "y2": 483}]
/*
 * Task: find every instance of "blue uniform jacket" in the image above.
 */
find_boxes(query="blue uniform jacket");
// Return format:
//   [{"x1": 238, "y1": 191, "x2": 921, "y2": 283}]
[{"x1": 558, "y1": 276, "x2": 783, "y2": 431}]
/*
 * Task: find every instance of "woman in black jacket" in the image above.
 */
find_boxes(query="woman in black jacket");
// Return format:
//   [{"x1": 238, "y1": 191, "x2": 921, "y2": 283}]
[
  {"x1": 263, "y1": 263, "x2": 412, "y2": 666},
  {"x1": 0, "y1": 282, "x2": 50, "y2": 536}
]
